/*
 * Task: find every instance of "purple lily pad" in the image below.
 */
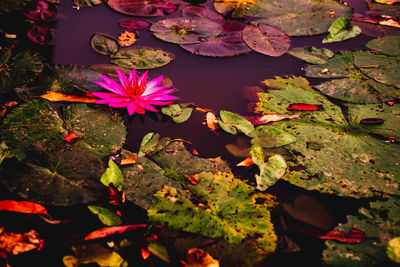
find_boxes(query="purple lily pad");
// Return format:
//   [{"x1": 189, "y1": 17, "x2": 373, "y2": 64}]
[
  {"x1": 352, "y1": 20, "x2": 400, "y2": 38},
  {"x1": 24, "y1": 0, "x2": 57, "y2": 21},
  {"x1": 181, "y1": 5, "x2": 225, "y2": 25},
  {"x1": 107, "y1": 0, "x2": 179, "y2": 17},
  {"x1": 242, "y1": 23, "x2": 291, "y2": 57},
  {"x1": 27, "y1": 26, "x2": 54, "y2": 45},
  {"x1": 150, "y1": 17, "x2": 223, "y2": 44},
  {"x1": 119, "y1": 19, "x2": 152, "y2": 29},
  {"x1": 180, "y1": 20, "x2": 251, "y2": 57}
]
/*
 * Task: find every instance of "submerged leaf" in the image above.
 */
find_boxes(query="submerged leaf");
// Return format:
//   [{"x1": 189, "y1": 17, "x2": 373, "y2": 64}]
[
  {"x1": 111, "y1": 47, "x2": 174, "y2": 69},
  {"x1": 66, "y1": 243, "x2": 126, "y2": 267},
  {"x1": 319, "y1": 228, "x2": 366, "y2": 243},
  {"x1": 90, "y1": 33, "x2": 120, "y2": 56},
  {"x1": 287, "y1": 46, "x2": 334, "y2": 64},
  {"x1": 108, "y1": 0, "x2": 179, "y2": 17}
]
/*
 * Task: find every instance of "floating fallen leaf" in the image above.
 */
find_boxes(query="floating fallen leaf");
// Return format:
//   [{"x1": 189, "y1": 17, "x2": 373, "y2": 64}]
[
  {"x1": 39, "y1": 91, "x2": 98, "y2": 103},
  {"x1": 118, "y1": 30, "x2": 137, "y2": 47},
  {"x1": 0, "y1": 200, "x2": 48, "y2": 215},
  {"x1": 360, "y1": 118, "x2": 385, "y2": 125},
  {"x1": 387, "y1": 237, "x2": 400, "y2": 263},
  {"x1": 205, "y1": 112, "x2": 219, "y2": 131},
  {"x1": 244, "y1": 114, "x2": 302, "y2": 125},
  {"x1": 147, "y1": 241, "x2": 170, "y2": 263},
  {"x1": 88, "y1": 206, "x2": 122, "y2": 226},
  {"x1": 286, "y1": 103, "x2": 323, "y2": 111},
  {"x1": 141, "y1": 248, "x2": 151, "y2": 260},
  {"x1": 101, "y1": 159, "x2": 124, "y2": 190},
  {"x1": 120, "y1": 157, "x2": 137, "y2": 165},
  {"x1": 319, "y1": 228, "x2": 366, "y2": 243},
  {"x1": 4, "y1": 101, "x2": 18, "y2": 107},
  {"x1": 64, "y1": 132, "x2": 81, "y2": 143},
  {"x1": 0, "y1": 227, "x2": 43, "y2": 255},
  {"x1": 181, "y1": 248, "x2": 219, "y2": 267},
  {"x1": 187, "y1": 176, "x2": 199, "y2": 185},
  {"x1": 84, "y1": 224, "x2": 147, "y2": 240},
  {"x1": 236, "y1": 157, "x2": 254, "y2": 167}
]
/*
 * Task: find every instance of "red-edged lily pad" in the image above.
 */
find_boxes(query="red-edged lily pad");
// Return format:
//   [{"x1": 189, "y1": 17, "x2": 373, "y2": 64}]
[
  {"x1": 242, "y1": 23, "x2": 291, "y2": 57},
  {"x1": 107, "y1": 0, "x2": 179, "y2": 17},
  {"x1": 150, "y1": 17, "x2": 224, "y2": 44},
  {"x1": 180, "y1": 20, "x2": 251, "y2": 57},
  {"x1": 119, "y1": 18, "x2": 152, "y2": 29},
  {"x1": 181, "y1": 5, "x2": 225, "y2": 25}
]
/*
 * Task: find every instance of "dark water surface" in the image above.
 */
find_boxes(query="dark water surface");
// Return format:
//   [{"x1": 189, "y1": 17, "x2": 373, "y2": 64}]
[{"x1": 0, "y1": 0, "x2": 382, "y2": 266}]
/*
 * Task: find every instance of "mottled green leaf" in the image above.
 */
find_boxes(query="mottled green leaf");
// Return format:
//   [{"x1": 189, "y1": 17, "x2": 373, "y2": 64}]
[
  {"x1": 322, "y1": 17, "x2": 361, "y2": 43},
  {"x1": 148, "y1": 171, "x2": 277, "y2": 253},
  {"x1": 64, "y1": 104, "x2": 126, "y2": 158},
  {"x1": 88, "y1": 205, "x2": 122, "y2": 226},
  {"x1": 288, "y1": 46, "x2": 334, "y2": 64},
  {"x1": 249, "y1": 125, "x2": 296, "y2": 148},
  {"x1": 73, "y1": 0, "x2": 103, "y2": 8},
  {"x1": 147, "y1": 242, "x2": 170, "y2": 263},
  {"x1": 253, "y1": 152, "x2": 287, "y2": 191},
  {"x1": 150, "y1": 17, "x2": 223, "y2": 44},
  {"x1": 387, "y1": 237, "x2": 400, "y2": 263},
  {"x1": 219, "y1": 110, "x2": 255, "y2": 136},
  {"x1": 100, "y1": 159, "x2": 124, "y2": 190},
  {"x1": 323, "y1": 196, "x2": 400, "y2": 266},
  {"x1": 244, "y1": 0, "x2": 352, "y2": 36},
  {"x1": 161, "y1": 104, "x2": 193, "y2": 123},
  {"x1": 90, "y1": 33, "x2": 120, "y2": 56},
  {"x1": 138, "y1": 132, "x2": 160, "y2": 157},
  {"x1": 111, "y1": 47, "x2": 174, "y2": 69},
  {"x1": 366, "y1": 35, "x2": 400, "y2": 57}
]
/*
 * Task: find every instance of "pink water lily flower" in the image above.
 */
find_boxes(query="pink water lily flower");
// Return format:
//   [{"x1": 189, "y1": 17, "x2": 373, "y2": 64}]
[{"x1": 93, "y1": 68, "x2": 177, "y2": 115}]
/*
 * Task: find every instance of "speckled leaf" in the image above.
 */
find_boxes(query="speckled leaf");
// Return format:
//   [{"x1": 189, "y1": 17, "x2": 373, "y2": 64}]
[
  {"x1": 254, "y1": 76, "x2": 400, "y2": 198},
  {"x1": 73, "y1": 0, "x2": 103, "y2": 8},
  {"x1": 288, "y1": 46, "x2": 334, "y2": 64},
  {"x1": 107, "y1": 0, "x2": 179, "y2": 17},
  {"x1": 90, "y1": 33, "x2": 120, "y2": 56},
  {"x1": 150, "y1": 17, "x2": 223, "y2": 44},
  {"x1": 88, "y1": 205, "x2": 122, "y2": 226},
  {"x1": 387, "y1": 237, "x2": 400, "y2": 263},
  {"x1": 138, "y1": 132, "x2": 160, "y2": 157},
  {"x1": 353, "y1": 52, "x2": 400, "y2": 88},
  {"x1": 245, "y1": 0, "x2": 352, "y2": 36},
  {"x1": 352, "y1": 21, "x2": 400, "y2": 38},
  {"x1": 0, "y1": 49, "x2": 43, "y2": 95},
  {"x1": 181, "y1": 5, "x2": 225, "y2": 24},
  {"x1": 0, "y1": 0, "x2": 32, "y2": 13},
  {"x1": 322, "y1": 17, "x2": 361, "y2": 43},
  {"x1": 63, "y1": 103, "x2": 126, "y2": 158},
  {"x1": 161, "y1": 104, "x2": 193, "y2": 123},
  {"x1": 66, "y1": 243, "x2": 126, "y2": 267},
  {"x1": 249, "y1": 125, "x2": 296, "y2": 148},
  {"x1": 180, "y1": 20, "x2": 251, "y2": 57},
  {"x1": 366, "y1": 35, "x2": 400, "y2": 57},
  {"x1": 111, "y1": 47, "x2": 174, "y2": 69},
  {"x1": 100, "y1": 159, "x2": 124, "y2": 190},
  {"x1": 368, "y1": 1, "x2": 400, "y2": 17},
  {"x1": 242, "y1": 24, "x2": 290, "y2": 57},
  {"x1": 148, "y1": 171, "x2": 277, "y2": 253},
  {"x1": 219, "y1": 110, "x2": 255, "y2": 136},
  {"x1": 323, "y1": 196, "x2": 400, "y2": 266},
  {"x1": 147, "y1": 242, "x2": 170, "y2": 263}
]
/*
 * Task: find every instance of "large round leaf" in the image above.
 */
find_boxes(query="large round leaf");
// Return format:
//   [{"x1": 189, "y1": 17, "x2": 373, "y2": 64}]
[
  {"x1": 242, "y1": 23, "x2": 290, "y2": 57},
  {"x1": 107, "y1": 0, "x2": 179, "y2": 17},
  {"x1": 111, "y1": 47, "x2": 174, "y2": 69},
  {"x1": 181, "y1": 5, "x2": 225, "y2": 25},
  {"x1": 365, "y1": 35, "x2": 400, "y2": 57},
  {"x1": 150, "y1": 17, "x2": 223, "y2": 44},
  {"x1": 287, "y1": 46, "x2": 334, "y2": 64},
  {"x1": 90, "y1": 33, "x2": 120, "y2": 56},
  {"x1": 180, "y1": 20, "x2": 251, "y2": 57},
  {"x1": 244, "y1": 0, "x2": 352, "y2": 36}
]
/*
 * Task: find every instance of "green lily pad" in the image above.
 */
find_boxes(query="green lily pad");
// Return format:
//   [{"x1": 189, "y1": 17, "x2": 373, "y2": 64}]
[
  {"x1": 244, "y1": 0, "x2": 353, "y2": 36},
  {"x1": 100, "y1": 159, "x2": 124, "y2": 190},
  {"x1": 249, "y1": 125, "x2": 296, "y2": 148},
  {"x1": 365, "y1": 35, "x2": 400, "y2": 57},
  {"x1": 0, "y1": 0, "x2": 32, "y2": 13},
  {"x1": 161, "y1": 104, "x2": 193, "y2": 123},
  {"x1": 322, "y1": 17, "x2": 361, "y2": 43},
  {"x1": 254, "y1": 76, "x2": 400, "y2": 198},
  {"x1": 305, "y1": 51, "x2": 400, "y2": 103},
  {"x1": 148, "y1": 171, "x2": 277, "y2": 252},
  {"x1": 88, "y1": 205, "x2": 122, "y2": 226},
  {"x1": 111, "y1": 47, "x2": 174, "y2": 69},
  {"x1": 150, "y1": 17, "x2": 223, "y2": 44},
  {"x1": 63, "y1": 103, "x2": 126, "y2": 158},
  {"x1": 218, "y1": 110, "x2": 255, "y2": 136},
  {"x1": 0, "y1": 49, "x2": 43, "y2": 95},
  {"x1": 323, "y1": 196, "x2": 400, "y2": 266},
  {"x1": 90, "y1": 33, "x2": 120, "y2": 56},
  {"x1": 287, "y1": 46, "x2": 334, "y2": 64},
  {"x1": 242, "y1": 23, "x2": 290, "y2": 57},
  {"x1": 353, "y1": 52, "x2": 400, "y2": 89}
]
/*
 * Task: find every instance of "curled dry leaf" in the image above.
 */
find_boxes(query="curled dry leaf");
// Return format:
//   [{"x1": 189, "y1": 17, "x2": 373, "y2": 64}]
[
  {"x1": 181, "y1": 248, "x2": 220, "y2": 267},
  {"x1": 0, "y1": 227, "x2": 43, "y2": 255},
  {"x1": 244, "y1": 114, "x2": 302, "y2": 125},
  {"x1": 236, "y1": 157, "x2": 254, "y2": 167},
  {"x1": 0, "y1": 200, "x2": 48, "y2": 215},
  {"x1": 120, "y1": 157, "x2": 137, "y2": 165},
  {"x1": 141, "y1": 248, "x2": 151, "y2": 260},
  {"x1": 39, "y1": 91, "x2": 98, "y2": 103},
  {"x1": 84, "y1": 224, "x2": 147, "y2": 240},
  {"x1": 205, "y1": 112, "x2": 219, "y2": 131}
]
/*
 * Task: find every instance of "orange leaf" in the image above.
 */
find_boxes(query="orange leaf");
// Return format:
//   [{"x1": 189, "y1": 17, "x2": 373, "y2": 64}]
[
  {"x1": 319, "y1": 228, "x2": 366, "y2": 243},
  {"x1": 187, "y1": 176, "x2": 199, "y2": 185},
  {"x1": 205, "y1": 112, "x2": 219, "y2": 131},
  {"x1": 0, "y1": 200, "x2": 48, "y2": 215},
  {"x1": 236, "y1": 158, "x2": 254, "y2": 167},
  {"x1": 181, "y1": 248, "x2": 220, "y2": 267},
  {"x1": 84, "y1": 224, "x2": 147, "y2": 241},
  {"x1": 4, "y1": 101, "x2": 18, "y2": 107},
  {"x1": 108, "y1": 184, "x2": 126, "y2": 206},
  {"x1": 141, "y1": 248, "x2": 150, "y2": 260},
  {"x1": 194, "y1": 106, "x2": 211, "y2": 113},
  {"x1": 0, "y1": 227, "x2": 43, "y2": 255},
  {"x1": 379, "y1": 19, "x2": 400, "y2": 28},
  {"x1": 39, "y1": 91, "x2": 98, "y2": 103},
  {"x1": 120, "y1": 157, "x2": 137, "y2": 165},
  {"x1": 244, "y1": 114, "x2": 302, "y2": 125},
  {"x1": 64, "y1": 132, "x2": 80, "y2": 142}
]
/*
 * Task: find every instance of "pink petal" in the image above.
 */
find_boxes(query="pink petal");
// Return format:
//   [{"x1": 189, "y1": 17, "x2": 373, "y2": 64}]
[
  {"x1": 138, "y1": 71, "x2": 148, "y2": 86},
  {"x1": 144, "y1": 100, "x2": 175, "y2": 106},
  {"x1": 109, "y1": 102, "x2": 130, "y2": 108},
  {"x1": 136, "y1": 105, "x2": 146, "y2": 114},
  {"x1": 141, "y1": 88, "x2": 176, "y2": 98},
  {"x1": 98, "y1": 74, "x2": 128, "y2": 96},
  {"x1": 145, "y1": 75, "x2": 164, "y2": 90},
  {"x1": 97, "y1": 98, "x2": 131, "y2": 104},
  {"x1": 127, "y1": 102, "x2": 138, "y2": 115},
  {"x1": 94, "y1": 80, "x2": 126, "y2": 96},
  {"x1": 142, "y1": 85, "x2": 173, "y2": 96},
  {"x1": 92, "y1": 92, "x2": 120, "y2": 99},
  {"x1": 116, "y1": 69, "x2": 128, "y2": 88},
  {"x1": 137, "y1": 101, "x2": 158, "y2": 112},
  {"x1": 128, "y1": 68, "x2": 137, "y2": 83}
]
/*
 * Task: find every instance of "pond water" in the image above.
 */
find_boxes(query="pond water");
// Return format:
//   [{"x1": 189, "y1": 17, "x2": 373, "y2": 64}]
[{"x1": 1, "y1": 0, "x2": 399, "y2": 266}]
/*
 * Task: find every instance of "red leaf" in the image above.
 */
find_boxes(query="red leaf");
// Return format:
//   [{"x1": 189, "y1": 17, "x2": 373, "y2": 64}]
[
  {"x1": 84, "y1": 224, "x2": 147, "y2": 241},
  {"x1": 287, "y1": 103, "x2": 323, "y2": 111},
  {"x1": 236, "y1": 157, "x2": 254, "y2": 167},
  {"x1": 4, "y1": 101, "x2": 18, "y2": 107},
  {"x1": 64, "y1": 132, "x2": 81, "y2": 142},
  {"x1": 244, "y1": 114, "x2": 302, "y2": 125},
  {"x1": 0, "y1": 200, "x2": 48, "y2": 215},
  {"x1": 108, "y1": 184, "x2": 126, "y2": 206},
  {"x1": 0, "y1": 228, "x2": 43, "y2": 255},
  {"x1": 187, "y1": 177, "x2": 199, "y2": 185},
  {"x1": 141, "y1": 248, "x2": 150, "y2": 260},
  {"x1": 120, "y1": 157, "x2": 137, "y2": 165},
  {"x1": 119, "y1": 19, "x2": 152, "y2": 29},
  {"x1": 319, "y1": 228, "x2": 366, "y2": 243}
]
